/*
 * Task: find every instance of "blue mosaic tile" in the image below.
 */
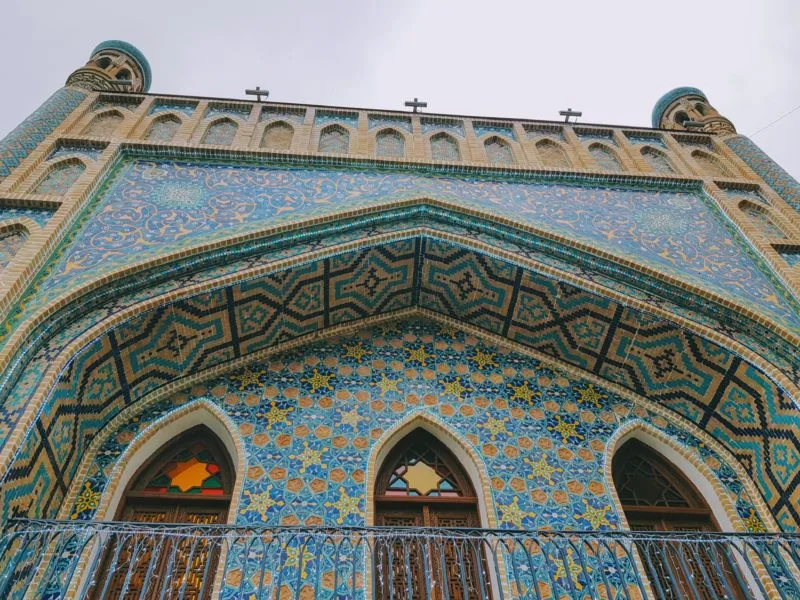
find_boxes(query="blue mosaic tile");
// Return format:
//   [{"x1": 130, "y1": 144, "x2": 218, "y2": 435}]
[
  {"x1": 0, "y1": 207, "x2": 55, "y2": 228},
  {"x1": 473, "y1": 121, "x2": 516, "y2": 141},
  {"x1": 149, "y1": 100, "x2": 196, "y2": 117},
  {"x1": 776, "y1": 247, "x2": 800, "y2": 267},
  {"x1": 720, "y1": 185, "x2": 768, "y2": 206},
  {"x1": 47, "y1": 144, "x2": 104, "y2": 162},
  {"x1": 204, "y1": 105, "x2": 251, "y2": 121},
  {"x1": 314, "y1": 110, "x2": 358, "y2": 128},
  {"x1": 260, "y1": 106, "x2": 306, "y2": 124},
  {"x1": 0, "y1": 88, "x2": 86, "y2": 180},
  {"x1": 576, "y1": 128, "x2": 617, "y2": 146},
  {"x1": 367, "y1": 114, "x2": 411, "y2": 133},
  {"x1": 625, "y1": 132, "x2": 667, "y2": 149},
  {"x1": 421, "y1": 118, "x2": 465, "y2": 138},
  {"x1": 525, "y1": 124, "x2": 565, "y2": 141},
  {"x1": 727, "y1": 135, "x2": 800, "y2": 212}
]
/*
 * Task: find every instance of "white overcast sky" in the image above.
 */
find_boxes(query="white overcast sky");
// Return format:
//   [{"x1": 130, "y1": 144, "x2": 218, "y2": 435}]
[{"x1": 2, "y1": 0, "x2": 798, "y2": 179}]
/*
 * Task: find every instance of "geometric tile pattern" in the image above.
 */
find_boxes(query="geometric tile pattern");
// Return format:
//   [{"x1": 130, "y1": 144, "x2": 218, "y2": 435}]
[
  {"x1": 375, "y1": 130, "x2": 405, "y2": 159},
  {"x1": 32, "y1": 161, "x2": 85, "y2": 195},
  {"x1": 367, "y1": 114, "x2": 411, "y2": 133},
  {"x1": 473, "y1": 121, "x2": 516, "y2": 140},
  {"x1": 314, "y1": 111, "x2": 358, "y2": 128},
  {"x1": 22, "y1": 158, "x2": 800, "y2": 333},
  {"x1": 201, "y1": 120, "x2": 237, "y2": 146},
  {"x1": 0, "y1": 206, "x2": 54, "y2": 228},
  {"x1": 727, "y1": 135, "x2": 800, "y2": 212},
  {"x1": 0, "y1": 231, "x2": 26, "y2": 271},
  {"x1": 67, "y1": 318, "x2": 764, "y2": 547},
  {"x1": 430, "y1": 133, "x2": 461, "y2": 161},
  {"x1": 484, "y1": 137, "x2": 514, "y2": 165},
  {"x1": 421, "y1": 118, "x2": 465, "y2": 138},
  {"x1": 1, "y1": 239, "x2": 798, "y2": 530},
  {"x1": 0, "y1": 87, "x2": 86, "y2": 180}
]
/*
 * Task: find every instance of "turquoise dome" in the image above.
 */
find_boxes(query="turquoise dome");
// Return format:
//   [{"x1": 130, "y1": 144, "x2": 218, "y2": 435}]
[
  {"x1": 91, "y1": 40, "x2": 151, "y2": 92},
  {"x1": 651, "y1": 87, "x2": 706, "y2": 128}
]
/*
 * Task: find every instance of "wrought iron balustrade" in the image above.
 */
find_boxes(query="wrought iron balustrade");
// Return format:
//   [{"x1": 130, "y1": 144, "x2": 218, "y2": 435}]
[{"x1": 0, "y1": 519, "x2": 799, "y2": 599}]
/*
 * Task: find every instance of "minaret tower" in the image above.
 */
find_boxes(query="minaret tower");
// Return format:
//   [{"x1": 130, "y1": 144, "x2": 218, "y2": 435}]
[
  {"x1": 65, "y1": 40, "x2": 151, "y2": 93},
  {"x1": 652, "y1": 87, "x2": 735, "y2": 135}
]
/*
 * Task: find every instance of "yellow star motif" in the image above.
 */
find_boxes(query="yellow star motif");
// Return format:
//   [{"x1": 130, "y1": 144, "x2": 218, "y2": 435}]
[
  {"x1": 554, "y1": 549, "x2": 589, "y2": 590},
  {"x1": 230, "y1": 367, "x2": 266, "y2": 391},
  {"x1": 324, "y1": 487, "x2": 363, "y2": 524},
  {"x1": 71, "y1": 481, "x2": 101, "y2": 519},
  {"x1": 241, "y1": 486, "x2": 285, "y2": 521},
  {"x1": 440, "y1": 376, "x2": 471, "y2": 400},
  {"x1": 284, "y1": 545, "x2": 315, "y2": 578},
  {"x1": 405, "y1": 345, "x2": 433, "y2": 366},
  {"x1": 744, "y1": 509, "x2": 766, "y2": 532},
  {"x1": 438, "y1": 323, "x2": 458, "y2": 337},
  {"x1": 291, "y1": 442, "x2": 328, "y2": 473},
  {"x1": 508, "y1": 381, "x2": 539, "y2": 404},
  {"x1": 577, "y1": 384, "x2": 607, "y2": 409},
  {"x1": 524, "y1": 455, "x2": 563, "y2": 485},
  {"x1": 470, "y1": 348, "x2": 498, "y2": 370},
  {"x1": 498, "y1": 497, "x2": 531, "y2": 529},
  {"x1": 256, "y1": 402, "x2": 293, "y2": 429},
  {"x1": 548, "y1": 416, "x2": 585, "y2": 444},
  {"x1": 372, "y1": 374, "x2": 401, "y2": 397},
  {"x1": 343, "y1": 342, "x2": 371, "y2": 363},
  {"x1": 575, "y1": 499, "x2": 611, "y2": 529},
  {"x1": 302, "y1": 368, "x2": 335, "y2": 393},
  {"x1": 338, "y1": 407, "x2": 365, "y2": 428},
  {"x1": 480, "y1": 416, "x2": 509, "y2": 440}
]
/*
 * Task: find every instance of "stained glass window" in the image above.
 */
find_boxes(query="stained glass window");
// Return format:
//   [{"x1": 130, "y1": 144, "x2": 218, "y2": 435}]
[
  {"x1": 83, "y1": 111, "x2": 123, "y2": 137},
  {"x1": 641, "y1": 147, "x2": 674, "y2": 174},
  {"x1": 0, "y1": 230, "x2": 26, "y2": 271},
  {"x1": 202, "y1": 119, "x2": 238, "y2": 146},
  {"x1": 484, "y1": 136, "x2": 514, "y2": 165},
  {"x1": 741, "y1": 203, "x2": 786, "y2": 239},
  {"x1": 379, "y1": 433, "x2": 472, "y2": 497},
  {"x1": 319, "y1": 125, "x2": 349, "y2": 153},
  {"x1": 430, "y1": 133, "x2": 460, "y2": 162},
  {"x1": 141, "y1": 440, "x2": 226, "y2": 495},
  {"x1": 375, "y1": 128, "x2": 405, "y2": 159},
  {"x1": 589, "y1": 144, "x2": 623, "y2": 172},
  {"x1": 261, "y1": 121, "x2": 294, "y2": 150},
  {"x1": 536, "y1": 139, "x2": 571, "y2": 169},
  {"x1": 145, "y1": 115, "x2": 181, "y2": 143},
  {"x1": 33, "y1": 160, "x2": 85, "y2": 195},
  {"x1": 692, "y1": 151, "x2": 730, "y2": 177}
]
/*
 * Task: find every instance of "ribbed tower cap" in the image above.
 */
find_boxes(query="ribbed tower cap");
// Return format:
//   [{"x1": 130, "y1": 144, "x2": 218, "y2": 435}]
[
  {"x1": 91, "y1": 40, "x2": 151, "y2": 91},
  {"x1": 651, "y1": 87, "x2": 707, "y2": 128}
]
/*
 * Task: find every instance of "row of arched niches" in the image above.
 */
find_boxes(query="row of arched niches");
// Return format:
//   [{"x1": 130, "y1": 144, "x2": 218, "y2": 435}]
[{"x1": 3, "y1": 94, "x2": 800, "y2": 274}]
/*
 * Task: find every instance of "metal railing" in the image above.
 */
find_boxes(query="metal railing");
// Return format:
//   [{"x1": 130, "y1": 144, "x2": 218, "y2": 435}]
[{"x1": 0, "y1": 519, "x2": 799, "y2": 599}]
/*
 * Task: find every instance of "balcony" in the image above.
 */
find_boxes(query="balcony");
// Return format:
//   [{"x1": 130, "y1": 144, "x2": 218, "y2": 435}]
[{"x1": 0, "y1": 519, "x2": 798, "y2": 599}]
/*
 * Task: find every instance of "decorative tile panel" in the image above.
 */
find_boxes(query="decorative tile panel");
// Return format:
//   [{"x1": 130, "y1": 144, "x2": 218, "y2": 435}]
[
  {"x1": 149, "y1": 100, "x2": 196, "y2": 117},
  {"x1": 474, "y1": 122, "x2": 516, "y2": 140},
  {"x1": 204, "y1": 105, "x2": 250, "y2": 121},
  {"x1": 0, "y1": 88, "x2": 86, "y2": 180},
  {"x1": 0, "y1": 206, "x2": 54, "y2": 228},
  {"x1": 260, "y1": 106, "x2": 306, "y2": 124},
  {"x1": 318, "y1": 126, "x2": 349, "y2": 154},
  {"x1": 47, "y1": 143, "x2": 105, "y2": 162},
  {"x1": 421, "y1": 118, "x2": 465, "y2": 138},
  {"x1": 82, "y1": 112, "x2": 123, "y2": 137},
  {"x1": 0, "y1": 231, "x2": 26, "y2": 271},
  {"x1": 375, "y1": 129, "x2": 405, "y2": 159},
  {"x1": 740, "y1": 204, "x2": 786, "y2": 239},
  {"x1": 32, "y1": 161, "x2": 85, "y2": 195},
  {"x1": 625, "y1": 132, "x2": 666, "y2": 149},
  {"x1": 144, "y1": 115, "x2": 182, "y2": 143},
  {"x1": 775, "y1": 246, "x2": 800, "y2": 267},
  {"x1": 201, "y1": 120, "x2": 238, "y2": 146},
  {"x1": 576, "y1": 127, "x2": 616, "y2": 146},
  {"x1": 430, "y1": 134, "x2": 460, "y2": 161},
  {"x1": 484, "y1": 137, "x2": 514, "y2": 165},
  {"x1": 314, "y1": 111, "x2": 358, "y2": 128},
  {"x1": 525, "y1": 124, "x2": 564, "y2": 141},
  {"x1": 367, "y1": 114, "x2": 411, "y2": 133},
  {"x1": 726, "y1": 135, "x2": 800, "y2": 212}
]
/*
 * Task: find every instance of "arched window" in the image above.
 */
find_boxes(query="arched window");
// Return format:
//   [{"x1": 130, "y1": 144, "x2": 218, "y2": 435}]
[
  {"x1": 260, "y1": 121, "x2": 294, "y2": 150},
  {"x1": 318, "y1": 124, "x2": 349, "y2": 153},
  {"x1": 739, "y1": 201, "x2": 787, "y2": 239},
  {"x1": 589, "y1": 143, "x2": 623, "y2": 172},
  {"x1": 83, "y1": 111, "x2": 123, "y2": 137},
  {"x1": 692, "y1": 150, "x2": 731, "y2": 177},
  {"x1": 613, "y1": 439, "x2": 745, "y2": 599},
  {"x1": 202, "y1": 118, "x2": 238, "y2": 146},
  {"x1": 145, "y1": 115, "x2": 181, "y2": 143},
  {"x1": 674, "y1": 111, "x2": 690, "y2": 126},
  {"x1": 374, "y1": 429, "x2": 490, "y2": 599},
  {"x1": 375, "y1": 128, "x2": 405, "y2": 159},
  {"x1": 95, "y1": 56, "x2": 112, "y2": 69},
  {"x1": 484, "y1": 136, "x2": 514, "y2": 165},
  {"x1": 90, "y1": 426, "x2": 234, "y2": 599},
  {"x1": 536, "y1": 139, "x2": 571, "y2": 169},
  {"x1": 33, "y1": 160, "x2": 85, "y2": 195},
  {"x1": 430, "y1": 132, "x2": 460, "y2": 161},
  {"x1": 641, "y1": 147, "x2": 675, "y2": 174},
  {"x1": 0, "y1": 228, "x2": 27, "y2": 271},
  {"x1": 116, "y1": 69, "x2": 131, "y2": 81}
]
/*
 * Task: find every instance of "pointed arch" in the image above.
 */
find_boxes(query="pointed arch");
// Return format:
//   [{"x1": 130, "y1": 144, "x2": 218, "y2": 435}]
[
  {"x1": 692, "y1": 150, "x2": 731, "y2": 177},
  {"x1": 375, "y1": 127, "x2": 406, "y2": 159},
  {"x1": 589, "y1": 142, "x2": 623, "y2": 172},
  {"x1": 318, "y1": 124, "x2": 350, "y2": 153},
  {"x1": 66, "y1": 399, "x2": 246, "y2": 523},
  {"x1": 0, "y1": 223, "x2": 28, "y2": 271},
  {"x1": 641, "y1": 146, "x2": 675, "y2": 174},
  {"x1": 82, "y1": 110, "x2": 124, "y2": 137},
  {"x1": 430, "y1": 132, "x2": 461, "y2": 161},
  {"x1": 484, "y1": 135, "x2": 515, "y2": 165},
  {"x1": 202, "y1": 117, "x2": 238, "y2": 146},
  {"x1": 144, "y1": 113, "x2": 182, "y2": 143},
  {"x1": 366, "y1": 411, "x2": 495, "y2": 527},
  {"x1": 260, "y1": 120, "x2": 294, "y2": 150},
  {"x1": 739, "y1": 200, "x2": 787, "y2": 239},
  {"x1": 31, "y1": 158, "x2": 85, "y2": 195},
  {"x1": 535, "y1": 138, "x2": 571, "y2": 168}
]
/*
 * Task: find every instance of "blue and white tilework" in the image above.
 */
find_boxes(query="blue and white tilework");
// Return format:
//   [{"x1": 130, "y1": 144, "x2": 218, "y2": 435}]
[
  {"x1": 0, "y1": 206, "x2": 55, "y2": 229},
  {"x1": 421, "y1": 118, "x2": 465, "y2": 138},
  {"x1": 367, "y1": 114, "x2": 412, "y2": 133},
  {"x1": 149, "y1": 100, "x2": 196, "y2": 117},
  {"x1": 260, "y1": 106, "x2": 306, "y2": 124},
  {"x1": 473, "y1": 122, "x2": 516, "y2": 141},
  {"x1": 314, "y1": 110, "x2": 358, "y2": 128}
]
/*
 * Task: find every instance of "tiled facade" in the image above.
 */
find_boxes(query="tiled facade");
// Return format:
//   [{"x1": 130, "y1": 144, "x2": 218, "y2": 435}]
[{"x1": 1, "y1": 45, "x2": 800, "y2": 598}]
